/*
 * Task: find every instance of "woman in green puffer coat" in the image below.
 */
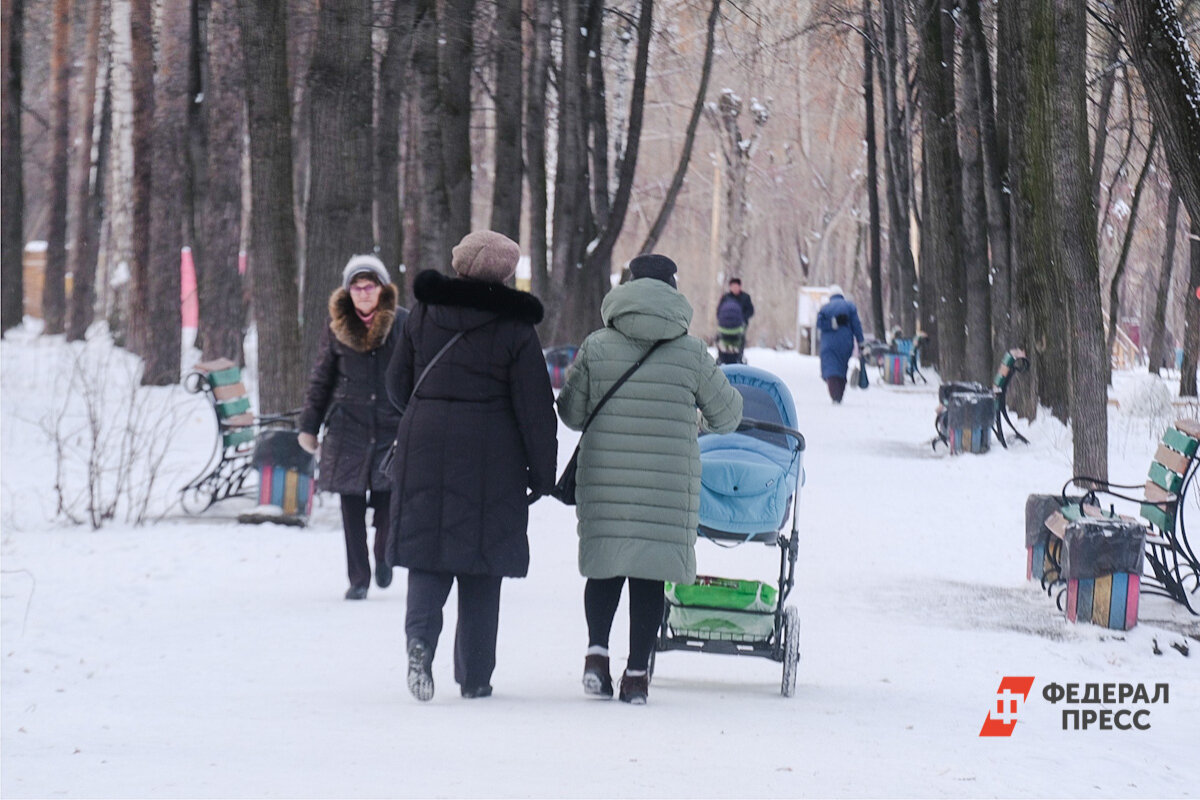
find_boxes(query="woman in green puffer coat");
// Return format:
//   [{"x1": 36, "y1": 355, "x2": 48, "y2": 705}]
[{"x1": 556, "y1": 254, "x2": 743, "y2": 705}]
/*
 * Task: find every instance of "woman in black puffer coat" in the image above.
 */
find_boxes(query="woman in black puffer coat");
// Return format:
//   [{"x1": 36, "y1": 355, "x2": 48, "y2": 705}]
[
  {"x1": 299, "y1": 255, "x2": 408, "y2": 600},
  {"x1": 386, "y1": 230, "x2": 557, "y2": 702}
]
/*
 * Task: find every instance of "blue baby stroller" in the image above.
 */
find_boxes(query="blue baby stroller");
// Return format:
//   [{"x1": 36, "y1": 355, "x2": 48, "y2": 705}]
[{"x1": 655, "y1": 365, "x2": 806, "y2": 696}]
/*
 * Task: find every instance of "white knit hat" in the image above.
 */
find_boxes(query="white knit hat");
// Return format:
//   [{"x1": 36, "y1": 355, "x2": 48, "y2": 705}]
[
  {"x1": 342, "y1": 254, "x2": 390, "y2": 290},
  {"x1": 829, "y1": 284, "x2": 844, "y2": 297}
]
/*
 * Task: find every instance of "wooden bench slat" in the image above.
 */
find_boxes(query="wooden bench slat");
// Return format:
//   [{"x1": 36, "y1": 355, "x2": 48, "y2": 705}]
[
  {"x1": 1140, "y1": 502, "x2": 1175, "y2": 534},
  {"x1": 1144, "y1": 481, "x2": 1175, "y2": 504},
  {"x1": 1148, "y1": 462, "x2": 1184, "y2": 494},
  {"x1": 1153, "y1": 443, "x2": 1191, "y2": 476},
  {"x1": 194, "y1": 357, "x2": 236, "y2": 373},
  {"x1": 1173, "y1": 418, "x2": 1200, "y2": 438},
  {"x1": 1162, "y1": 427, "x2": 1199, "y2": 457},
  {"x1": 212, "y1": 382, "x2": 247, "y2": 401}
]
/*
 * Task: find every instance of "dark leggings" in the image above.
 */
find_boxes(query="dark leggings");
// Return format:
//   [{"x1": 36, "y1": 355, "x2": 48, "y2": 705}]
[
  {"x1": 826, "y1": 376, "x2": 847, "y2": 402},
  {"x1": 340, "y1": 491, "x2": 390, "y2": 589},
  {"x1": 584, "y1": 577, "x2": 665, "y2": 672}
]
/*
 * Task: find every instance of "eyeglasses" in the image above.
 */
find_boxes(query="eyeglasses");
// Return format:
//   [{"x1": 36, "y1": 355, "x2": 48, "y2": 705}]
[{"x1": 349, "y1": 283, "x2": 380, "y2": 295}]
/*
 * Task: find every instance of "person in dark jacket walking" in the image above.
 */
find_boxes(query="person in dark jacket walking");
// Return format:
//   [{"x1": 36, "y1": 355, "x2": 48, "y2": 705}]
[
  {"x1": 557, "y1": 255, "x2": 743, "y2": 705},
  {"x1": 299, "y1": 255, "x2": 407, "y2": 600},
  {"x1": 816, "y1": 284, "x2": 864, "y2": 403},
  {"x1": 718, "y1": 278, "x2": 754, "y2": 327},
  {"x1": 387, "y1": 230, "x2": 557, "y2": 702}
]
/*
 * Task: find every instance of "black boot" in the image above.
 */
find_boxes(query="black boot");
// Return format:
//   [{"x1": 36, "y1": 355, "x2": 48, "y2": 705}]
[
  {"x1": 583, "y1": 654, "x2": 613, "y2": 698},
  {"x1": 375, "y1": 560, "x2": 393, "y2": 589},
  {"x1": 618, "y1": 671, "x2": 649, "y2": 705},
  {"x1": 407, "y1": 639, "x2": 434, "y2": 702}
]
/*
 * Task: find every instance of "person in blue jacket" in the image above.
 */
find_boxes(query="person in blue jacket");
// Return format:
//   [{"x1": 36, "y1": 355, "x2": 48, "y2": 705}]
[{"x1": 816, "y1": 285, "x2": 864, "y2": 403}]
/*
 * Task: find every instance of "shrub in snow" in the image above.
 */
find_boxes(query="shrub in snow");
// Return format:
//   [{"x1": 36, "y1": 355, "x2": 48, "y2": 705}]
[
  {"x1": 1115, "y1": 374, "x2": 1173, "y2": 420},
  {"x1": 41, "y1": 338, "x2": 190, "y2": 528}
]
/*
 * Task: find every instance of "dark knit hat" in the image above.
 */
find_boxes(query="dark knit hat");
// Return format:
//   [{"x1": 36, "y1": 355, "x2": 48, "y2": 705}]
[
  {"x1": 629, "y1": 254, "x2": 677, "y2": 288},
  {"x1": 451, "y1": 230, "x2": 521, "y2": 283}
]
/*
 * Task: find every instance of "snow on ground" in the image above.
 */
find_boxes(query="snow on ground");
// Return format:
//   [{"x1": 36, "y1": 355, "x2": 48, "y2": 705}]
[{"x1": 2, "y1": 331, "x2": 1199, "y2": 798}]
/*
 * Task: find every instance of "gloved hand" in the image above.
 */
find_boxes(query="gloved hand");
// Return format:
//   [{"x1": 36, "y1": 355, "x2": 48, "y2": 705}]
[{"x1": 297, "y1": 431, "x2": 319, "y2": 454}]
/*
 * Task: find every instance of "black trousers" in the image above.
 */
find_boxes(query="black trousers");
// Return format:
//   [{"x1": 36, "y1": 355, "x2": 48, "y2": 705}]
[
  {"x1": 340, "y1": 491, "x2": 390, "y2": 589},
  {"x1": 406, "y1": 569, "x2": 503, "y2": 690},
  {"x1": 584, "y1": 576, "x2": 665, "y2": 672},
  {"x1": 826, "y1": 376, "x2": 847, "y2": 403}
]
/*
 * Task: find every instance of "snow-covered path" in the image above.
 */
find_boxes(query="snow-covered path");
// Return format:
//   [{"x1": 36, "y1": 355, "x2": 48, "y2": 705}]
[{"x1": 3, "y1": 342, "x2": 1198, "y2": 798}]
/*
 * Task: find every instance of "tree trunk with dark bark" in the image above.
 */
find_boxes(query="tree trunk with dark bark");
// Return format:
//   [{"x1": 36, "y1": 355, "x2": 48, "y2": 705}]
[
  {"x1": 1104, "y1": 131, "x2": 1156, "y2": 380},
  {"x1": 965, "y1": 0, "x2": 1011, "y2": 358},
  {"x1": 878, "y1": 0, "x2": 916, "y2": 336},
  {"x1": 413, "y1": 0, "x2": 450, "y2": 273},
  {"x1": 863, "y1": 0, "x2": 884, "y2": 340},
  {"x1": 958, "y1": 10, "x2": 992, "y2": 382},
  {"x1": 238, "y1": 0, "x2": 304, "y2": 413},
  {"x1": 143, "y1": 0, "x2": 190, "y2": 385},
  {"x1": 440, "y1": 0, "x2": 474, "y2": 249},
  {"x1": 489, "y1": 0, "x2": 522, "y2": 241},
  {"x1": 43, "y1": 0, "x2": 70, "y2": 336},
  {"x1": 1148, "y1": 186, "x2": 1180, "y2": 375},
  {"x1": 548, "y1": 0, "x2": 595, "y2": 342},
  {"x1": 525, "y1": 0, "x2": 552, "y2": 302},
  {"x1": 640, "y1": 0, "x2": 719, "y2": 256},
  {"x1": 129, "y1": 0, "x2": 155, "y2": 355},
  {"x1": 195, "y1": 0, "x2": 246, "y2": 363},
  {"x1": 375, "y1": 0, "x2": 413, "y2": 296},
  {"x1": 916, "y1": 0, "x2": 966, "y2": 380},
  {"x1": 1, "y1": 0, "x2": 24, "y2": 334},
  {"x1": 1114, "y1": 0, "x2": 1200, "y2": 230},
  {"x1": 1182, "y1": 216, "x2": 1200, "y2": 397},
  {"x1": 301, "y1": 0, "x2": 374, "y2": 360},
  {"x1": 1054, "y1": 0, "x2": 1107, "y2": 480}
]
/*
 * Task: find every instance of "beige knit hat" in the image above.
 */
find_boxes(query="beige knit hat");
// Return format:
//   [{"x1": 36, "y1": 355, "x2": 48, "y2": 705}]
[{"x1": 451, "y1": 230, "x2": 520, "y2": 283}]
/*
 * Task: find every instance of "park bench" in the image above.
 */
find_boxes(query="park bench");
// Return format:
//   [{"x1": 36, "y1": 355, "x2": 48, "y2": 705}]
[
  {"x1": 932, "y1": 349, "x2": 1030, "y2": 453},
  {"x1": 879, "y1": 335, "x2": 927, "y2": 385},
  {"x1": 180, "y1": 358, "x2": 303, "y2": 514},
  {"x1": 992, "y1": 349, "x2": 1030, "y2": 448},
  {"x1": 1026, "y1": 418, "x2": 1200, "y2": 621}
]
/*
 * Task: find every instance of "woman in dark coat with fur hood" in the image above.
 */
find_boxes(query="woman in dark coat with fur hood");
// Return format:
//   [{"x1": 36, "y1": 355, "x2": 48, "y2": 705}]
[
  {"x1": 386, "y1": 230, "x2": 557, "y2": 702},
  {"x1": 299, "y1": 255, "x2": 408, "y2": 600}
]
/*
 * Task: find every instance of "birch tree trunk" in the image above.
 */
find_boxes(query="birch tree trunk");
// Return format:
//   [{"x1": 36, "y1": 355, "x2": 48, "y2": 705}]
[
  {"x1": 413, "y1": 0, "x2": 450, "y2": 272},
  {"x1": 66, "y1": 0, "x2": 104, "y2": 342},
  {"x1": 1182, "y1": 217, "x2": 1200, "y2": 397}
]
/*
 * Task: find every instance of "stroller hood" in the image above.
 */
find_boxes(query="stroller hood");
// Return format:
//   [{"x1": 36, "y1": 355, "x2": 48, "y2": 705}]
[{"x1": 601, "y1": 279, "x2": 692, "y2": 342}]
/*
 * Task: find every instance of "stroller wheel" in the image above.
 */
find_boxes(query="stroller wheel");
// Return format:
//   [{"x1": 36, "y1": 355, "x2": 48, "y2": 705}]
[{"x1": 780, "y1": 605, "x2": 801, "y2": 698}]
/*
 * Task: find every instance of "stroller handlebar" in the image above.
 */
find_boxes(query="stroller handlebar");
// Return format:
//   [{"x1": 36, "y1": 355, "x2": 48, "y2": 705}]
[{"x1": 736, "y1": 418, "x2": 805, "y2": 451}]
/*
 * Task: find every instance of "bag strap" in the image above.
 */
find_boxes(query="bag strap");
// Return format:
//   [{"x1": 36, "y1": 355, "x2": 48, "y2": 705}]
[
  {"x1": 579, "y1": 337, "x2": 672, "y2": 434},
  {"x1": 406, "y1": 331, "x2": 464, "y2": 410}
]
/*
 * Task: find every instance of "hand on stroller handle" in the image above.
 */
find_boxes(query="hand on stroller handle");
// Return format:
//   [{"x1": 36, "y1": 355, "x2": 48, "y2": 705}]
[{"x1": 736, "y1": 417, "x2": 805, "y2": 450}]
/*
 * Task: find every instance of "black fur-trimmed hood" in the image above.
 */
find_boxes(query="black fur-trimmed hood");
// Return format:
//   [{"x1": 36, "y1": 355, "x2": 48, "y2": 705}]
[{"x1": 413, "y1": 269, "x2": 544, "y2": 325}]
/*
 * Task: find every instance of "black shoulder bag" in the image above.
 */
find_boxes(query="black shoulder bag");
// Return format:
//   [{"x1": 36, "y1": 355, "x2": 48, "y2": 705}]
[
  {"x1": 551, "y1": 338, "x2": 670, "y2": 505},
  {"x1": 379, "y1": 330, "x2": 466, "y2": 480}
]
